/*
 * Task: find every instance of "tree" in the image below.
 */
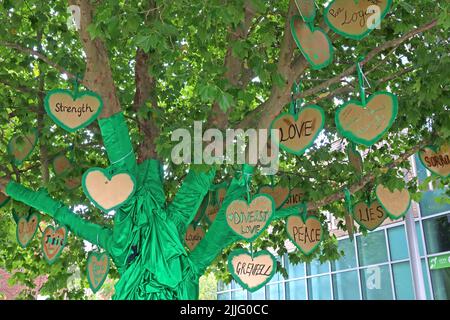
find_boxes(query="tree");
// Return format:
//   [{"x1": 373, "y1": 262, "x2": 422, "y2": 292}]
[{"x1": 0, "y1": 0, "x2": 448, "y2": 299}]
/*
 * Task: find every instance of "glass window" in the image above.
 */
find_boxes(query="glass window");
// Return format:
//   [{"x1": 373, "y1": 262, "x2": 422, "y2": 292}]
[
  {"x1": 286, "y1": 259, "x2": 305, "y2": 279},
  {"x1": 249, "y1": 287, "x2": 265, "y2": 300},
  {"x1": 392, "y1": 262, "x2": 414, "y2": 300},
  {"x1": 419, "y1": 190, "x2": 450, "y2": 217},
  {"x1": 332, "y1": 238, "x2": 357, "y2": 271},
  {"x1": 422, "y1": 258, "x2": 432, "y2": 299},
  {"x1": 388, "y1": 226, "x2": 409, "y2": 261},
  {"x1": 332, "y1": 271, "x2": 360, "y2": 300},
  {"x1": 422, "y1": 213, "x2": 450, "y2": 254},
  {"x1": 429, "y1": 267, "x2": 450, "y2": 300},
  {"x1": 308, "y1": 275, "x2": 332, "y2": 300},
  {"x1": 267, "y1": 282, "x2": 284, "y2": 300},
  {"x1": 307, "y1": 259, "x2": 330, "y2": 275},
  {"x1": 360, "y1": 265, "x2": 393, "y2": 300},
  {"x1": 286, "y1": 279, "x2": 306, "y2": 300},
  {"x1": 231, "y1": 289, "x2": 246, "y2": 300},
  {"x1": 416, "y1": 222, "x2": 425, "y2": 256},
  {"x1": 218, "y1": 292, "x2": 231, "y2": 300},
  {"x1": 357, "y1": 230, "x2": 388, "y2": 266}
]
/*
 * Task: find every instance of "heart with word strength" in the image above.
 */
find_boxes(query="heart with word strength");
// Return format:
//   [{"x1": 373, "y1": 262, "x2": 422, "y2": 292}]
[
  {"x1": 258, "y1": 185, "x2": 290, "y2": 209},
  {"x1": 86, "y1": 252, "x2": 110, "y2": 293},
  {"x1": 286, "y1": 215, "x2": 323, "y2": 255},
  {"x1": 375, "y1": 184, "x2": 411, "y2": 220},
  {"x1": 82, "y1": 168, "x2": 136, "y2": 212},
  {"x1": 335, "y1": 91, "x2": 398, "y2": 147},
  {"x1": 324, "y1": 0, "x2": 393, "y2": 40},
  {"x1": 419, "y1": 144, "x2": 450, "y2": 178},
  {"x1": 17, "y1": 213, "x2": 40, "y2": 248},
  {"x1": 271, "y1": 105, "x2": 325, "y2": 156},
  {"x1": 225, "y1": 195, "x2": 274, "y2": 242},
  {"x1": 352, "y1": 200, "x2": 387, "y2": 231},
  {"x1": 184, "y1": 224, "x2": 205, "y2": 251},
  {"x1": 228, "y1": 249, "x2": 277, "y2": 292},
  {"x1": 44, "y1": 89, "x2": 103, "y2": 133},
  {"x1": 42, "y1": 225, "x2": 67, "y2": 265}
]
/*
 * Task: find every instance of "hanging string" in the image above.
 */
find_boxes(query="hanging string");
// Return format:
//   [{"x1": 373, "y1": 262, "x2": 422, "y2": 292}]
[
  {"x1": 356, "y1": 56, "x2": 370, "y2": 105},
  {"x1": 289, "y1": 81, "x2": 303, "y2": 115},
  {"x1": 270, "y1": 175, "x2": 275, "y2": 188},
  {"x1": 245, "y1": 173, "x2": 252, "y2": 204},
  {"x1": 300, "y1": 202, "x2": 307, "y2": 220},
  {"x1": 73, "y1": 73, "x2": 80, "y2": 96}
]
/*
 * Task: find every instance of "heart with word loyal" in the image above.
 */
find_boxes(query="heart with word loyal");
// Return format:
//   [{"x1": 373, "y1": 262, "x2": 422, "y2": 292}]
[
  {"x1": 42, "y1": 225, "x2": 67, "y2": 265},
  {"x1": 225, "y1": 195, "x2": 274, "y2": 242},
  {"x1": 271, "y1": 105, "x2": 325, "y2": 156},
  {"x1": 17, "y1": 213, "x2": 40, "y2": 248},
  {"x1": 86, "y1": 252, "x2": 110, "y2": 293},
  {"x1": 184, "y1": 224, "x2": 205, "y2": 251},
  {"x1": 286, "y1": 215, "x2": 323, "y2": 255}
]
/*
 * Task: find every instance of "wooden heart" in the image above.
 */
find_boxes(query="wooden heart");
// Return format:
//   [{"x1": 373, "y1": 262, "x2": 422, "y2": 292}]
[
  {"x1": 283, "y1": 187, "x2": 304, "y2": 209},
  {"x1": 44, "y1": 89, "x2": 103, "y2": 133},
  {"x1": 64, "y1": 175, "x2": 81, "y2": 190},
  {"x1": 228, "y1": 249, "x2": 277, "y2": 292},
  {"x1": 7, "y1": 130, "x2": 38, "y2": 165},
  {"x1": 294, "y1": 0, "x2": 316, "y2": 23},
  {"x1": 335, "y1": 92, "x2": 398, "y2": 146},
  {"x1": 0, "y1": 193, "x2": 10, "y2": 208},
  {"x1": 17, "y1": 213, "x2": 40, "y2": 248},
  {"x1": 82, "y1": 168, "x2": 136, "y2": 212},
  {"x1": 53, "y1": 154, "x2": 74, "y2": 176},
  {"x1": 225, "y1": 194, "x2": 274, "y2": 242},
  {"x1": 205, "y1": 186, "x2": 227, "y2": 224},
  {"x1": 352, "y1": 200, "x2": 387, "y2": 231},
  {"x1": 184, "y1": 225, "x2": 205, "y2": 251},
  {"x1": 258, "y1": 185, "x2": 290, "y2": 209},
  {"x1": 286, "y1": 215, "x2": 322, "y2": 255},
  {"x1": 375, "y1": 184, "x2": 411, "y2": 220},
  {"x1": 419, "y1": 144, "x2": 450, "y2": 178},
  {"x1": 290, "y1": 15, "x2": 333, "y2": 70},
  {"x1": 42, "y1": 225, "x2": 67, "y2": 265},
  {"x1": 324, "y1": 0, "x2": 392, "y2": 40},
  {"x1": 347, "y1": 143, "x2": 363, "y2": 173},
  {"x1": 270, "y1": 105, "x2": 325, "y2": 155},
  {"x1": 86, "y1": 252, "x2": 110, "y2": 293}
]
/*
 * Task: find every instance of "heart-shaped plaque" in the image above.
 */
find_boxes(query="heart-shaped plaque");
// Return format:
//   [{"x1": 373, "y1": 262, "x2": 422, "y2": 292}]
[
  {"x1": 16, "y1": 212, "x2": 40, "y2": 248},
  {"x1": 418, "y1": 144, "x2": 450, "y2": 178},
  {"x1": 335, "y1": 91, "x2": 398, "y2": 147},
  {"x1": 44, "y1": 89, "x2": 103, "y2": 133},
  {"x1": 53, "y1": 154, "x2": 74, "y2": 176},
  {"x1": 352, "y1": 200, "x2": 387, "y2": 231},
  {"x1": 228, "y1": 249, "x2": 277, "y2": 292},
  {"x1": 283, "y1": 187, "x2": 304, "y2": 209},
  {"x1": 0, "y1": 193, "x2": 10, "y2": 208},
  {"x1": 270, "y1": 105, "x2": 325, "y2": 156},
  {"x1": 286, "y1": 215, "x2": 322, "y2": 255},
  {"x1": 42, "y1": 225, "x2": 67, "y2": 265},
  {"x1": 86, "y1": 252, "x2": 110, "y2": 293},
  {"x1": 258, "y1": 185, "x2": 290, "y2": 209},
  {"x1": 7, "y1": 130, "x2": 38, "y2": 165},
  {"x1": 185, "y1": 224, "x2": 205, "y2": 251},
  {"x1": 290, "y1": 15, "x2": 334, "y2": 70},
  {"x1": 225, "y1": 194, "x2": 274, "y2": 242},
  {"x1": 294, "y1": 0, "x2": 316, "y2": 23},
  {"x1": 205, "y1": 185, "x2": 227, "y2": 224},
  {"x1": 82, "y1": 168, "x2": 136, "y2": 212},
  {"x1": 324, "y1": 0, "x2": 392, "y2": 40},
  {"x1": 347, "y1": 143, "x2": 363, "y2": 173},
  {"x1": 375, "y1": 184, "x2": 411, "y2": 220}
]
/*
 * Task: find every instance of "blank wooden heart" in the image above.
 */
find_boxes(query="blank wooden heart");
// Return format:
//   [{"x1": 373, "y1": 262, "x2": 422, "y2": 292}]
[
  {"x1": 225, "y1": 195, "x2": 274, "y2": 242},
  {"x1": 419, "y1": 144, "x2": 450, "y2": 178},
  {"x1": 283, "y1": 188, "x2": 304, "y2": 209},
  {"x1": 45, "y1": 89, "x2": 103, "y2": 133},
  {"x1": 271, "y1": 105, "x2": 325, "y2": 155},
  {"x1": 259, "y1": 185, "x2": 290, "y2": 209},
  {"x1": 83, "y1": 168, "x2": 136, "y2": 211},
  {"x1": 228, "y1": 249, "x2": 277, "y2": 292},
  {"x1": 335, "y1": 92, "x2": 398, "y2": 146},
  {"x1": 185, "y1": 225, "x2": 205, "y2": 251},
  {"x1": 64, "y1": 175, "x2": 81, "y2": 190},
  {"x1": 324, "y1": 0, "x2": 392, "y2": 40},
  {"x1": 87, "y1": 252, "x2": 110, "y2": 293},
  {"x1": 8, "y1": 130, "x2": 38, "y2": 165},
  {"x1": 42, "y1": 225, "x2": 67, "y2": 265},
  {"x1": 17, "y1": 213, "x2": 40, "y2": 248},
  {"x1": 53, "y1": 155, "x2": 73, "y2": 176},
  {"x1": 376, "y1": 184, "x2": 411, "y2": 219},
  {"x1": 353, "y1": 200, "x2": 387, "y2": 231},
  {"x1": 347, "y1": 144, "x2": 363, "y2": 173},
  {"x1": 286, "y1": 215, "x2": 322, "y2": 255}
]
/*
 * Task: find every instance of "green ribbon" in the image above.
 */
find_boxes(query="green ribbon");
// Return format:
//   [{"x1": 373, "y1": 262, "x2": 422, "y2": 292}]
[
  {"x1": 356, "y1": 56, "x2": 367, "y2": 105},
  {"x1": 299, "y1": 201, "x2": 307, "y2": 220},
  {"x1": 289, "y1": 81, "x2": 303, "y2": 115},
  {"x1": 344, "y1": 188, "x2": 352, "y2": 215}
]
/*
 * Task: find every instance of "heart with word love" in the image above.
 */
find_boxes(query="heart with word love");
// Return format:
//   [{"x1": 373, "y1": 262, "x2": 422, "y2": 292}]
[
  {"x1": 228, "y1": 249, "x2": 277, "y2": 292},
  {"x1": 184, "y1": 224, "x2": 205, "y2": 251},
  {"x1": 86, "y1": 252, "x2": 110, "y2": 293},
  {"x1": 225, "y1": 195, "x2": 274, "y2": 242},
  {"x1": 42, "y1": 225, "x2": 67, "y2": 265},
  {"x1": 352, "y1": 200, "x2": 387, "y2": 231},
  {"x1": 286, "y1": 215, "x2": 323, "y2": 255},
  {"x1": 375, "y1": 184, "x2": 411, "y2": 220},
  {"x1": 17, "y1": 213, "x2": 40, "y2": 248},
  {"x1": 419, "y1": 144, "x2": 450, "y2": 178},
  {"x1": 271, "y1": 105, "x2": 325, "y2": 156}
]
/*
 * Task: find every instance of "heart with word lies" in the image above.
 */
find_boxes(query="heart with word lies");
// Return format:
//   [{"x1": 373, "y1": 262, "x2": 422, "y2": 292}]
[
  {"x1": 335, "y1": 91, "x2": 398, "y2": 147},
  {"x1": 418, "y1": 144, "x2": 450, "y2": 178},
  {"x1": 376, "y1": 184, "x2": 411, "y2": 220},
  {"x1": 44, "y1": 89, "x2": 103, "y2": 133},
  {"x1": 324, "y1": 0, "x2": 392, "y2": 40},
  {"x1": 184, "y1": 225, "x2": 205, "y2": 251},
  {"x1": 258, "y1": 185, "x2": 290, "y2": 209},
  {"x1": 7, "y1": 130, "x2": 38, "y2": 166},
  {"x1": 225, "y1": 195, "x2": 274, "y2": 242},
  {"x1": 270, "y1": 105, "x2": 325, "y2": 156},
  {"x1": 352, "y1": 200, "x2": 387, "y2": 231},
  {"x1": 228, "y1": 249, "x2": 277, "y2": 292},
  {"x1": 82, "y1": 168, "x2": 136, "y2": 212},
  {"x1": 17, "y1": 213, "x2": 40, "y2": 248},
  {"x1": 86, "y1": 252, "x2": 110, "y2": 293},
  {"x1": 42, "y1": 225, "x2": 67, "y2": 265},
  {"x1": 283, "y1": 187, "x2": 304, "y2": 209},
  {"x1": 290, "y1": 15, "x2": 333, "y2": 70},
  {"x1": 286, "y1": 215, "x2": 323, "y2": 255}
]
